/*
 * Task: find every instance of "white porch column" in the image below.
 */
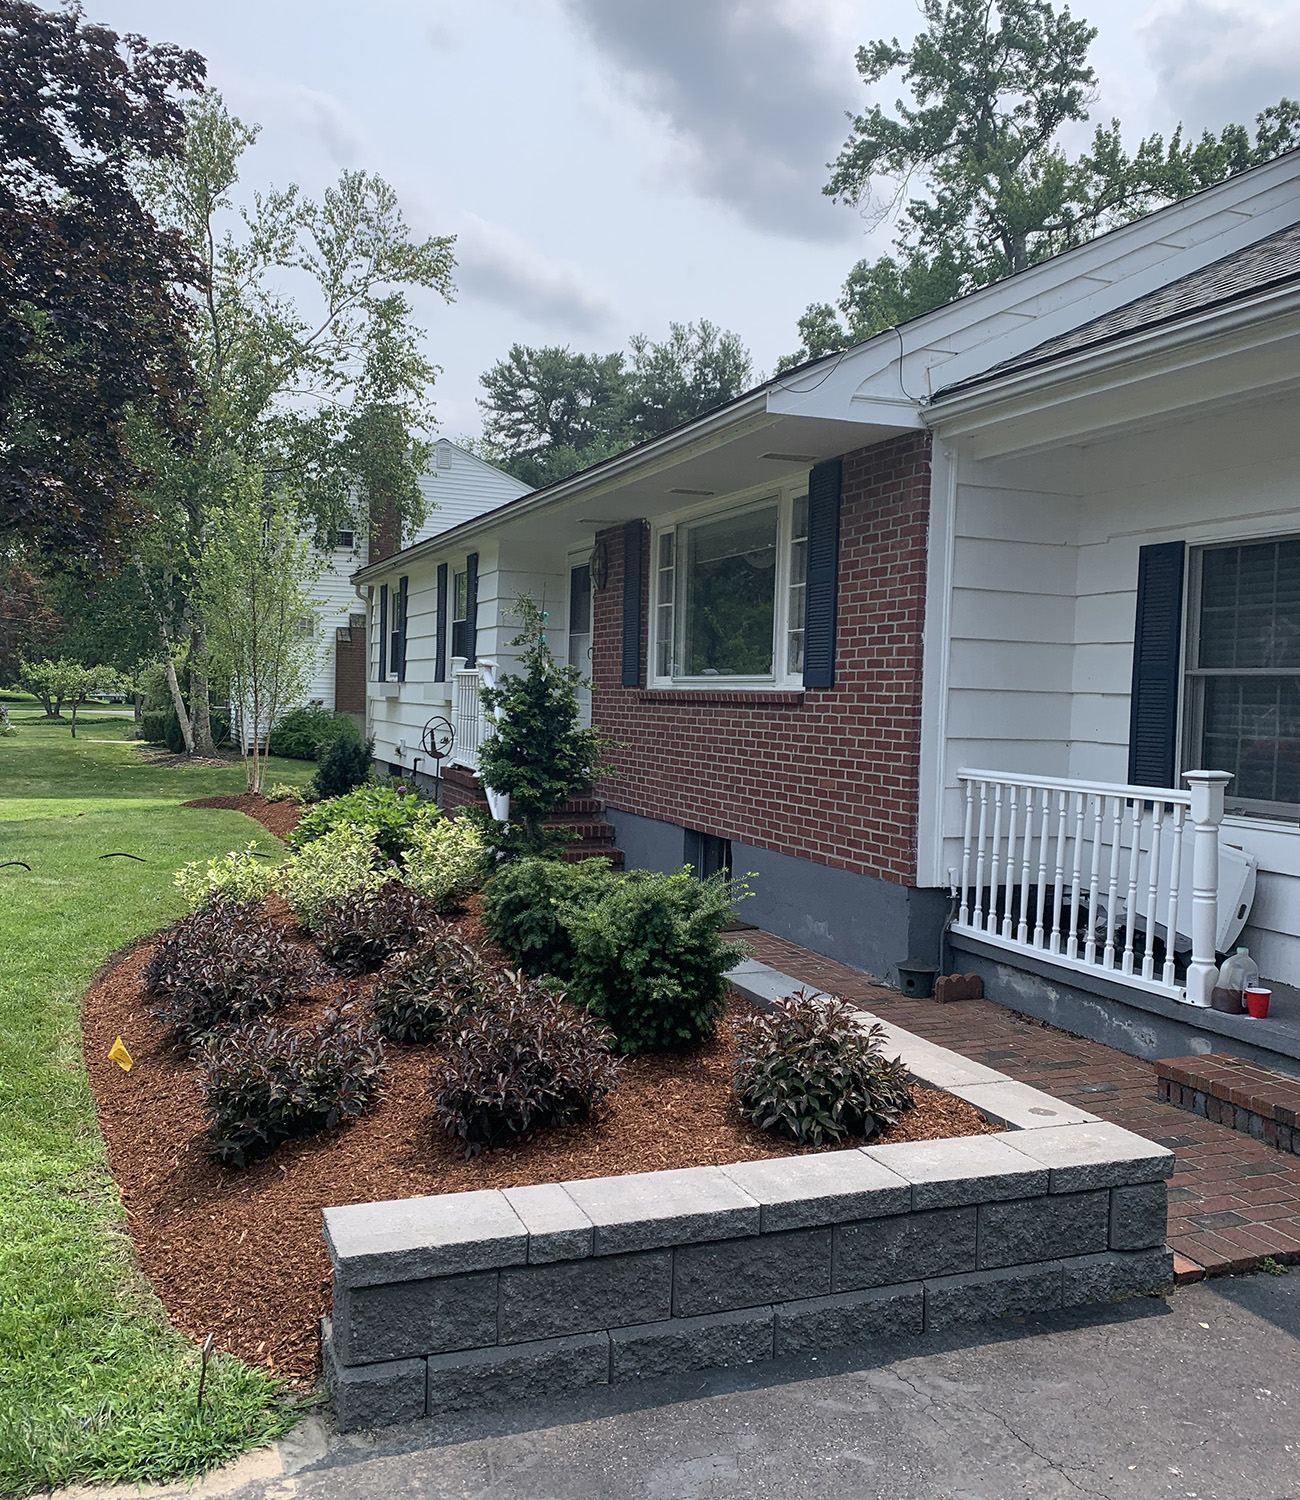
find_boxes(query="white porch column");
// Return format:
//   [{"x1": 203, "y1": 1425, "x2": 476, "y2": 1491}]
[{"x1": 1182, "y1": 770, "x2": 1232, "y2": 1007}]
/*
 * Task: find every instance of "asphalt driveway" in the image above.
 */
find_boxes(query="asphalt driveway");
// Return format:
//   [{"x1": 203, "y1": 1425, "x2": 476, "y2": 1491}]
[{"x1": 73, "y1": 1270, "x2": 1300, "y2": 1500}]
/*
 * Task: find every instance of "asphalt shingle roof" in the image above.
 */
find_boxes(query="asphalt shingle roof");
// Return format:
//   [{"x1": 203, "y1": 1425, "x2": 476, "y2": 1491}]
[{"x1": 936, "y1": 219, "x2": 1300, "y2": 398}]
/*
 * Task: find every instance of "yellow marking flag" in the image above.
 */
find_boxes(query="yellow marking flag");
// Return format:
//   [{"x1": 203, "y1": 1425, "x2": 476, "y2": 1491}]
[{"x1": 108, "y1": 1037, "x2": 133, "y2": 1073}]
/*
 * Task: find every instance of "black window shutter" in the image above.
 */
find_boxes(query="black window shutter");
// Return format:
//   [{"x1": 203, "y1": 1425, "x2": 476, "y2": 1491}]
[
  {"x1": 397, "y1": 575, "x2": 409, "y2": 682},
  {"x1": 465, "y1": 552, "x2": 479, "y2": 668},
  {"x1": 1128, "y1": 540, "x2": 1186, "y2": 787},
  {"x1": 377, "y1": 584, "x2": 388, "y2": 682},
  {"x1": 803, "y1": 458, "x2": 843, "y2": 689},
  {"x1": 434, "y1": 563, "x2": 448, "y2": 682},
  {"x1": 622, "y1": 521, "x2": 644, "y2": 687}
]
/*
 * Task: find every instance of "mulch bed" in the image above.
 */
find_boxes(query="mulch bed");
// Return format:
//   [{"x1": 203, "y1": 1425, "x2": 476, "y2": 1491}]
[
  {"x1": 183, "y1": 792, "x2": 302, "y2": 841},
  {"x1": 83, "y1": 922, "x2": 995, "y2": 1383}
]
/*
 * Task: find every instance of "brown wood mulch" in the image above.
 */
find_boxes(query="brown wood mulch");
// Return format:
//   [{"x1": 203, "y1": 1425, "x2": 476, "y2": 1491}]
[
  {"x1": 182, "y1": 792, "x2": 303, "y2": 841},
  {"x1": 83, "y1": 917, "x2": 995, "y2": 1384}
]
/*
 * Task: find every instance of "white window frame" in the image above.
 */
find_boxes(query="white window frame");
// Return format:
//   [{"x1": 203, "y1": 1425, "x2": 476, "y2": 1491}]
[{"x1": 648, "y1": 482, "x2": 809, "y2": 690}]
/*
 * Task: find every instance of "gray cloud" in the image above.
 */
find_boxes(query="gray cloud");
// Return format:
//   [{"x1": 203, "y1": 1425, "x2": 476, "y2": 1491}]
[
  {"x1": 560, "y1": 0, "x2": 857, "y2": 241},
  {"x1": 453, "y1": 213, "x2": 618, "y2": 333},
  {"x1": 1140, "y1": 0, "x2": 1300, "y2": 136}
]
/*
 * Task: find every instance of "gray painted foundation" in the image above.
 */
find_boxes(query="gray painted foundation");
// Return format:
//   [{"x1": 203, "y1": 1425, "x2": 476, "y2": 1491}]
[
  {"x1": 951, "y1": 931, "x2": 1300, "y2": 1080},
  {"x1": 606, "y1": 807, "x2": 949, "y2": 981}
]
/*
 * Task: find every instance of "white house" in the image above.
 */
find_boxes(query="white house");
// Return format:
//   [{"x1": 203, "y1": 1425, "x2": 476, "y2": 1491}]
[
  {"x1": 354, "y1": 149, "x2": 1300, "y2": 1074},
  {"x1": 304, "y1": 438, "x2": 528, "y2": 720}
]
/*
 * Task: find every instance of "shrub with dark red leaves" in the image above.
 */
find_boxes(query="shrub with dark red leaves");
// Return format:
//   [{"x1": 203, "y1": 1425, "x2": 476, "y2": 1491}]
[
  {"x1": 430, "y1": 974, "x2": 620, "y2": 1157},
  {"x1": 732, "y1": 990, "x2": 914, "y2": 1147},
  {"x1": 312, "y1": 881, "x2": 443, "y2": 976},
  {"x1": 196, "y1": 1011, "x2": 389, "y2": 1167},
  {"x1": 369, "y1": 932, "x2": 490, "y2": 1044},
  {"x1": 143, "y1": 902, "x2": 321, "y2": 1043}
]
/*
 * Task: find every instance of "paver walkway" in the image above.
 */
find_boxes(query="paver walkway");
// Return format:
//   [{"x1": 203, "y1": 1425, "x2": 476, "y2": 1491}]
[{"x1": 740, "y1": 930, "x2": 1300, "y2": 1278}]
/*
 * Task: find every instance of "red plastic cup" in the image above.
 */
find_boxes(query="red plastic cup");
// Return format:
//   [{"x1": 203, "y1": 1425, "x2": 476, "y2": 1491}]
[{"x1": 1245, "y1": 987, "x2": 1272, "y2": 1019}]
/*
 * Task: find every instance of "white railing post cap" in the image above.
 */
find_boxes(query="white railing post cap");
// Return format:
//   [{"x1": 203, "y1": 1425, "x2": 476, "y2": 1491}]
[{"x1": 1182, "y1": 769, "x2": 1232, "y2": 821}]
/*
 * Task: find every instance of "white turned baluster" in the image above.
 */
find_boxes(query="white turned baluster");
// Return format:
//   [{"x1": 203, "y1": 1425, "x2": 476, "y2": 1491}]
[
  {"x1": 988, "y1": 783, "x2": 1005, "y2": 935},
  {"x1": 973, "y1": 780, "x2": 989, "y2": 930},
  {"x1": 1050, "y1": 788, "x2": 1069, "y2": 955},
  {"x1": 1002, "y1": 785, "x2": 1019, "y2": 939},
  {"x1": 1164, "y1": 804, "x2": 1186, "y2": 987},
  {"x1": 959, "y1": 779, "x2": 974, "y2": 927},
  {"x1": 1122, "y1": 799, "x2": 1143, "y2": 975},
  {"x1": 1033, "y1": 788, "x2": 1051, "y2": 949},
  {"x1": 1103, "y1": 795, "x2": 1124, "y2": 969},
  {"x1": 1143, "y1": 803, "x2": 1164, "y2": 982},
  {"x1": 1085, "y1": 794, "x2": 1104, "y2": 966},
  {"x1": 1016, "y1": 787, "x2": 1035, "y2": 944},
  {"x1": 1184, "y1": 771, "x2": 1231, "y2": 1007},
  {"x1": 1067, "y1": 791, "x2": 1086, "y2": 961}
]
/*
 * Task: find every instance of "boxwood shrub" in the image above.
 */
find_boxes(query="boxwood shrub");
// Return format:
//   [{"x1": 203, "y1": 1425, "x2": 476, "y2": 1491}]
[
  {"x1": 479, "y1": 856, "x2": 616, "y2": 978},
  {"x1": 268, "y1": 705, "x2": 358, "y2": 761},
  {"x1": 566, "y1": 869, "x2": 745, "y2": 1054}
]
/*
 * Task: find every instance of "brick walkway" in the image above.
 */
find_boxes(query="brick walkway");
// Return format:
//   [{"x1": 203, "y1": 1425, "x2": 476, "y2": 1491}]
[{"x1": 740, "y1": 929, "x2": 1300, "y2": 1279}]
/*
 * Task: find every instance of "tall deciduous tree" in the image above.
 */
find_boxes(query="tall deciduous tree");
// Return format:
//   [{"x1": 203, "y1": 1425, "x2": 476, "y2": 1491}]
[
  {"x1": 195, "y1": 467, "x2": 321, "y2": 794},
  {"x1": 783, "y1": 0, "x2": 1300, "y2": 363},
  {"x1": 477, "y1": 320, "x2": 753, "y2": 488},
  {"x1": 0, "y1": 1, "x2": 204, "y2": 570},
  {"x1": 136, "y1": 91, "x2": 456, "y2": 754}
]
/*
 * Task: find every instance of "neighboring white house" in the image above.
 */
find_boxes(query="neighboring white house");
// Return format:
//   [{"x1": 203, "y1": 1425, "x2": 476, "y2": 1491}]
[
  {"x1": 354, "y1": 149, "x2": 1300, "y2": 1073},
  {"x1": 304, "y1": 438, "x2": 528, "y2": 717}
]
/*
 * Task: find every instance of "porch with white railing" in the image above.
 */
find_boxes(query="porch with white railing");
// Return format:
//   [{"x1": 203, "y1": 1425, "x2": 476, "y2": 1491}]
[{"x1": 948, "y1": 768, "x2": 1249, "y2": 1008}]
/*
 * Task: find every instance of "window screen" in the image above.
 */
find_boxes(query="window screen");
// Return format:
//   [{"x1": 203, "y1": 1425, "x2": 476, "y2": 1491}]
[{"x1": 1189, "y1": 538, "x2": 1300, "y2": 814}]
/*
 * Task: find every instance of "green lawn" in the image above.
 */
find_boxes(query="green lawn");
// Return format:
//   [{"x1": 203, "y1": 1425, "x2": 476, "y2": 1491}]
[{"x1": 0, "y1": 722, "x2": 316, "y2": 1495}]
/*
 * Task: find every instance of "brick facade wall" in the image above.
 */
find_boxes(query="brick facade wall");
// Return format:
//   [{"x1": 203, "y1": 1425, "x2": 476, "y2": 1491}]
[{"x1": 593, "y1": 431, "x2": 932, "y2": 886}]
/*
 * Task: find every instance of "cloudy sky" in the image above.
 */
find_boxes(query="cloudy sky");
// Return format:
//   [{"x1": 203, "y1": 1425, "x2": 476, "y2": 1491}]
[{"x1": 72, "y1": 0, "x2": 1300, "y2": 439}]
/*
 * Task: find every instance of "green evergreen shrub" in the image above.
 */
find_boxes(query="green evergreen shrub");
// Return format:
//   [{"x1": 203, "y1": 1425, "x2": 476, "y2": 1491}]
[
  {"x1": 140, "y1": 709, "x2": 168, "y2": 743},
  {"x1": 313, "y1": 733, "x2": 374, "y2": 798},
  {"x1": 476, "y1": 595, "x2": 606, "y2": 856},
  {"x1": 479, "y1": 856, "x2": 616, "y2": 977},
  {"x1": 732, "y1": 992, "x2": 915, "y2": 1146},
  {"x1": 197, "y1": 1012, "x2": 388, "y2": 1167},
  {"x1": 429, "y1": 973, "x2": 620, "y2": 1156},
  {"x1": 566, "y1": 868, "x2": 745, "y2": 1053},
  {"x1": 268, "y1": 705, "x2": 358, "y2": 760},
  {"x1": 290, "y1": 783, "x2": 438, "y2": 860}
]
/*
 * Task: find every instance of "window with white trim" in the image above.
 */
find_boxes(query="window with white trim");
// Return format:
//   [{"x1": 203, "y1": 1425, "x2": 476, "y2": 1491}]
[
  {"x1": 650, "y1": 488, "x2": 808, "y2": 686},
  {"x1": 1185, "y1": 536, "x2": 1300, "y2": 818}
]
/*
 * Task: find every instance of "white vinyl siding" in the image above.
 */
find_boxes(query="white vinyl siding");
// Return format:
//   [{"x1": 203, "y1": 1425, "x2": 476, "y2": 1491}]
[{"x1": 932, "y1": 387, "x2": 1300, "y2": 983}]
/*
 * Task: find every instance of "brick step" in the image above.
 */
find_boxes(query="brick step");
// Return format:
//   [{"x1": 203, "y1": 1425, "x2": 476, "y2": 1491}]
[
  {"x1": 562, "y1": 844, "x2": 624, "y2": 868},
  {"x1": 1156, "y1": 1054, "x2": 1300, "y2": 1157}
]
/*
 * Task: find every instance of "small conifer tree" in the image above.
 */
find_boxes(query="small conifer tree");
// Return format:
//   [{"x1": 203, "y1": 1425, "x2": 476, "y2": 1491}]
[{"x1": 476, "y1": 595, "x2": 606, "y2": 857}]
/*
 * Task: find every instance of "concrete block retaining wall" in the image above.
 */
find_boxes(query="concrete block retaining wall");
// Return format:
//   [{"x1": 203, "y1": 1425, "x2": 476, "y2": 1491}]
[{"x1": 322, "y1": 967, "x2": 1175, "y2": 1430}]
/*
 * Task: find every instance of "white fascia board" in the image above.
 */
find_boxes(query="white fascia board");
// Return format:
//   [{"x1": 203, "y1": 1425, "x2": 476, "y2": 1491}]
[
  {"x1": 788, "y1": 154, "x2": 1300, "y2": 405},
  {"x1": 926, "y1": 283, "x2": 1300, "y2": 443},
  {"x1": 927, "y1": 165, "x2": 1300, "y2": 390}
]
